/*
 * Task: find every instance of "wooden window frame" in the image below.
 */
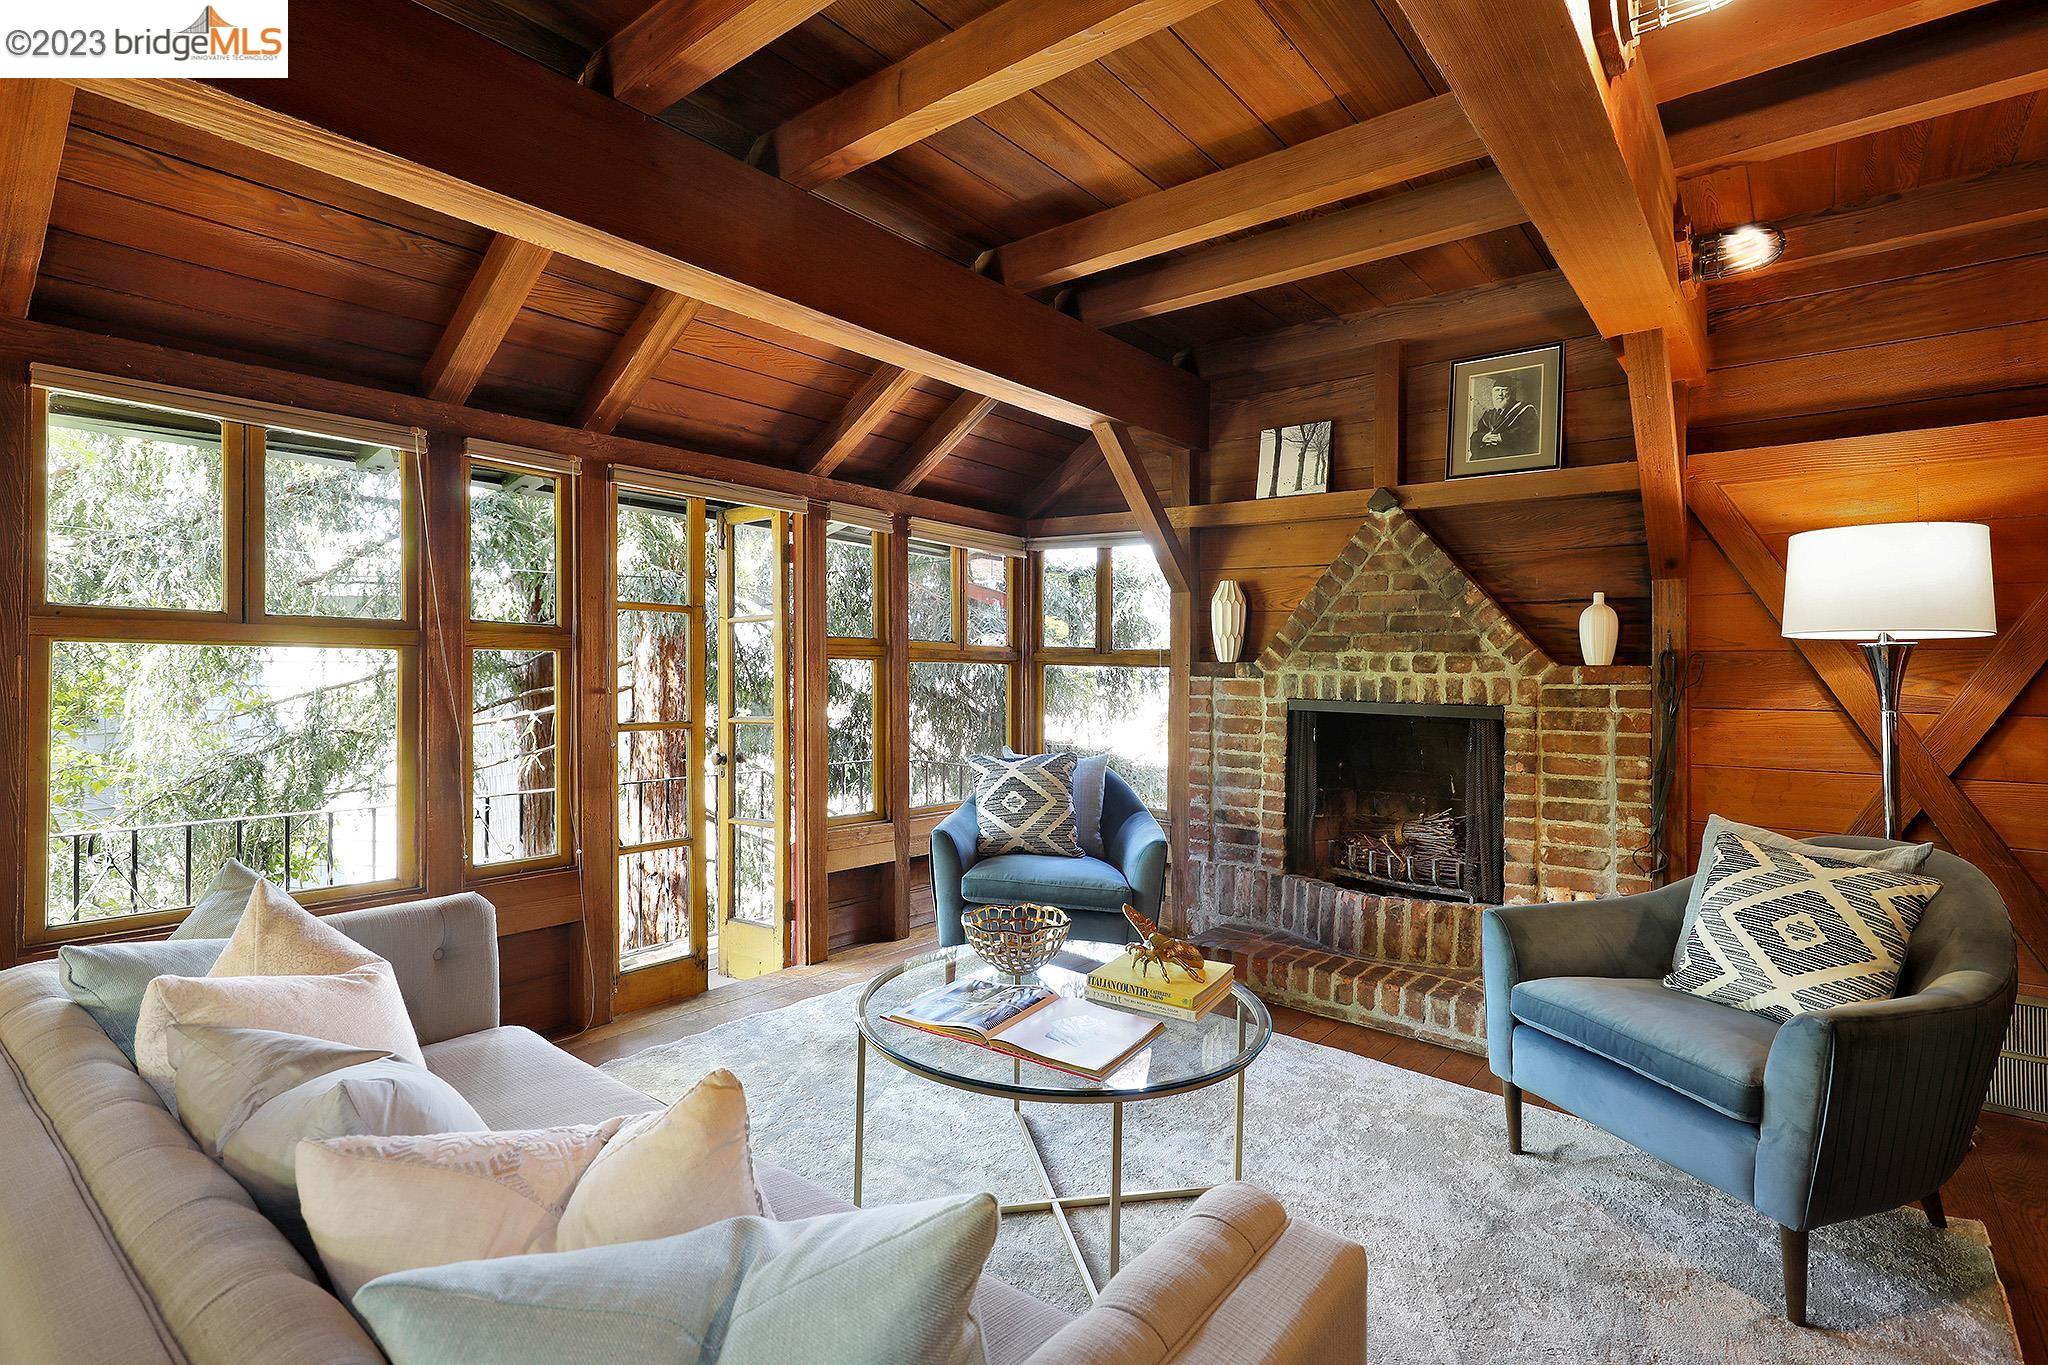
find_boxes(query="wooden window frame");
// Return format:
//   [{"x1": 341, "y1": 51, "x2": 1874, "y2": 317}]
[
  {"x1": 25, "y1": 385, "x2": 424, "y2": 947},
  {"x1": 1032, "y1": 541, "x2": 1173, "y2": 811},
  {"x1": 906, "y1": 541, "x2": 1020, "y2": 815},
  {"x1": 824, "y1": 524, "x2": 886, "y2": 827},
  {"x1": 464, "y1": 456, "x2": 577, "y2": 879}
]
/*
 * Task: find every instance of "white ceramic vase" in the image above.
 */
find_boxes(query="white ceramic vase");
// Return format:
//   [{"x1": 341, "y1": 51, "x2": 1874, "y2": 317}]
[
  {"x1": 1211, "y1": 579, "x2": 1247, "y2": 663},
  {"x1": 1579, "y1": 591, "x2": 1619, "y2": 667}
]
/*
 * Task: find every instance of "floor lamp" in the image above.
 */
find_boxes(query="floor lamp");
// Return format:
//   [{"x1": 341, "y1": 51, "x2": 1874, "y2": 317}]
[{"x1": 1781, "y1": 522, "x2": 1997, "y2": 839}]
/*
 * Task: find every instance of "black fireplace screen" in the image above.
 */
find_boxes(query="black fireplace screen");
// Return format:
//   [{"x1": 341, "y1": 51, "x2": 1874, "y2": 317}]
[{"x1": 1284, "y1": 700, "x2": 1505, "y2": 904}]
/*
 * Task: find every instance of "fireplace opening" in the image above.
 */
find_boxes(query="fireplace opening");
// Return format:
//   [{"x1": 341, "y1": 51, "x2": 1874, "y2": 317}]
[{"x1": 1284, "y1": 700, "x2": 1505, "y2": 904}]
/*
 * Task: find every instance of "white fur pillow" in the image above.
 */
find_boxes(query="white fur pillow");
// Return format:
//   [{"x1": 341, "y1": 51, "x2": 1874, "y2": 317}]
[
  {"x1": 133, "y1": 880, "x2": 421, "y2": 1109},
  {"x1": 299, "y1": 1069, "x2": 764, "y2": 1299}
]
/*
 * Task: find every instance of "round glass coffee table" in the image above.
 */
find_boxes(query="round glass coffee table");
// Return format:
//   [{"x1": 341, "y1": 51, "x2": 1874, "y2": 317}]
[{"x1": 854, "y1": 939, "x2": 1271, "y2": 1298}]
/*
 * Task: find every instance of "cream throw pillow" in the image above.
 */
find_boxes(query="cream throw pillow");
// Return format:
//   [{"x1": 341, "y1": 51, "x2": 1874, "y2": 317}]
[
  {"x1": 133, "y1": 880, "x2": 422, "y2": 1109},
  {"x1": 300, "y1": 1069, "x2": 764, "y2": 1299}
]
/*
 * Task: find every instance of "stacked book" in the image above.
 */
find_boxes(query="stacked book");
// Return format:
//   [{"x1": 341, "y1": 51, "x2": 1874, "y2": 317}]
[{"x1": 1085, "y1": 952, "x2": 1235, "y2": 1022}]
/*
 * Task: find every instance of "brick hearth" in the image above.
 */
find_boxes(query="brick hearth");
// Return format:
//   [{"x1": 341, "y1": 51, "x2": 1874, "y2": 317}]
[{"x1": 1184, "y1": 507, "x2": 1656, "y2": 1054}]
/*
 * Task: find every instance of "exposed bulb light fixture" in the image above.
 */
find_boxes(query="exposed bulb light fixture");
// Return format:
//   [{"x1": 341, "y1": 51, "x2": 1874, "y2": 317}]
[
  {"x1": 1627, "y1": 0, "x2": 1735, "y2": 34},
  {"x1": 1694, "y1": 224, "x2": 1785, "y2": 279}
]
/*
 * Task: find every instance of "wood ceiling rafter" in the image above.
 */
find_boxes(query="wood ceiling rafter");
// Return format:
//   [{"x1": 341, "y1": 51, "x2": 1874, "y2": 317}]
[
  {"x1": 1392, "y1": 0, "x2": 1707, "y2": 379},
  {"x1": 1074, "y1": 168, "x2": 1530, "y2": 327},
  {"x1": 604, "y1": 0, "x2": 841, "y2": 112},
  {"x1": 420, "y1": 233, "x2": 551, "y2": 404},
  {"x1": 1663, "y1": 1, "x2": 2048, "y2": 178},
  {"x1": 1022, "y1": 436, "x2": 1103, "y2": 518},
  {"x1": 804, "y1": 363, "x2": 919, "y2": 476},
  {"x1": 993, "y1": 93, "x2": 1487, "y2": 294},
  {"x1": 1687, "y1": 441, "x2": 2048, "y2": 969},
  {"x1": 83, "y1": 0, "x2": 1208, "y2": 447},
  {"x1": 1752, "y1": 160, "x2": 2048, "y2": 282},
  {"x1": 0, "y1": 82, "x2": 75, "y2": 319},
  {"x1": 1638, "y1": 0, "x2": 1998, "y2": 103},
  {"x1": 769, "y1": 0, "x2": 1225, "y2": 190},
  {"x1": 575, "y1": 287, "x2": 703, "y2": 433},
  {"x1": 889, "y1": 391, "x2": 999, "y2": 492}
]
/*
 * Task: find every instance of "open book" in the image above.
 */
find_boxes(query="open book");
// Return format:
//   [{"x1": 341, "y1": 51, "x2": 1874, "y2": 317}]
[{"x1": 884, "y1": 978, "x2": 1163, "y2": 1081}]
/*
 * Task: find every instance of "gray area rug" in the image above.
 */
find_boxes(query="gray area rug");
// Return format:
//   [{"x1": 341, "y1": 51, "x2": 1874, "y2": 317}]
[{"x1": 602, "y1": 986, "x2": 2019, "y2": 1363}]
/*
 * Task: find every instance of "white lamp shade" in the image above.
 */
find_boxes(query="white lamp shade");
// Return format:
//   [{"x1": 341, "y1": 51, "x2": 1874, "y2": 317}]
[{"x1": 1782, "y1": 521, "x2": 1996, "y2": 641}]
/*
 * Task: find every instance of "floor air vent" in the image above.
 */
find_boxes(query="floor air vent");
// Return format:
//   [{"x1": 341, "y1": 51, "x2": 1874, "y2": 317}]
[{"x1": 1987, "y1": 995, "x2": 2048, "y2": 1120}]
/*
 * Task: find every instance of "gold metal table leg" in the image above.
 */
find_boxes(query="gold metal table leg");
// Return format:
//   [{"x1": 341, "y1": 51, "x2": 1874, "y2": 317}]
[
  {"x1": 852, "y1": 1032, "x2": 866, "y2": 1207},
  {"x1": 1108, "y1": 1102, "x2": 1124, "y2": 1278}
]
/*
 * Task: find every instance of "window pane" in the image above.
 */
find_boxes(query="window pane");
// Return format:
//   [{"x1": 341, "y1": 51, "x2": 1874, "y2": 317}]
[
  {"x1": 471, "y1": 649, "x2": 559, "y2": 865},
  {"x1": 1039, "y1": 546, "x2": 1096, "y2": 649},
  {"x1": 729, "y1": 518, "x2": 777, "y2": 617},
  {"x1": 617, "y1": 610, "x2": 691, "y2": 724},
  {"x1": 1111, "y1": 543, "x2": 1171, "y2": 650},
  {"x1": 619, "y1": 847, "x2": 690, "y2": 968},
  {"x1": 827, "y1": 658, "x2": 877, "y2": 817},
  {"x1": 265, "y1": 428, "x2": 404, "y2": 619},
  {"x1": 617, "y1": 730, "x2": 690, "y2": 847},
  {"x1": 45, "y1": 393, "x2": 224, "y2": 611},
  {"x1": 730, "y1": 722, "x2": 777, "y2": 823},
  {"x1": 47, "y1": 642, "x2": 401, "y2": 928},
  {"x1": 825, "y1": 524, "x2": 876, "y2": 639},
  {"x1": 728, "y1": 824, "x2": 777, "y2": 926},
  {"x1": 616, "y1": 495, "x2": 691, "y2": 605},
  {"x1": 470, "y1": 466, "x2": 558, "y2": 624},
  {"x1": 1044, "y1": 664, "x2": 1169, "y2": 810},
  {"x1": 966, "y1": 552, "x2": 1009, "y2": 646},
  {"x1": 729, "y1": 620, "x2": 775, "y2": 718},
  {"x1": 908, "y1": 661, "x2": 1007, "y2": 808},
  {"x1": 908, "y1": 540, "x2": 952, "y2": 642}
]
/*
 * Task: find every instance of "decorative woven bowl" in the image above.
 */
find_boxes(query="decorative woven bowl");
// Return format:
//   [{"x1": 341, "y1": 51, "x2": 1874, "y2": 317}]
[{"x1": 963, "y1": 903, "x2": 1070, "y2": 974}]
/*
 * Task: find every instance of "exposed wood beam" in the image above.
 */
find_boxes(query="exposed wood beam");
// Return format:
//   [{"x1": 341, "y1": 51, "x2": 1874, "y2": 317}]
[
  {"x1": 1371, "y1": 341, "x2": 1405, "y2": 490},
  {"x1": 0, "y1": 314, "x2": 1024, "y2": 536},
  {"x1": 1640, "y1": 0, "x2": 1996, "y2": 103},
  {"x1": 604, "y1": 0, "x2": 839, "y2": 112},
  {"x1": 889, "y1": 392, "x2": 998, "y2": 492},
  {"x1": 575, "y1": 288, "x2": 701, "y2": 433},
  {"x1": 805, "y1": 364, "x2": 918, "y2": 476},
  {"x1": 1393, "y1": 0, "x2": 1707, "y2": 379},
  {"x1": 1623, "y1": 330, "x2": 1685, "y2": 583},
  {"x1": 1075, "y1": 169, "x2": 1528, "y2": 327},
  {"x1": 770, "y1": 0, "x2": 1222, "y2": 189},
  {"x1": 1027, "y1": 460, "x2": 1644, "y2": 536},
  {"x1": 1022, "y1": 437, "x2": 1104, "y2": 518},
  {"x1": 1754, "y1": 160, "x2": 2048, "y2": 281},
  {"x1": 83, "y1": 0, "x2": 1206, "y2": 447},
  {"x1": 1686, "y1": 412, "x2": 2048, "y2": 486},
  {"x1": 1199, "y1": 269, "x2": 1589, "y2": 376},
  {"x1": 1665, "y1": 1, "x2": 2048, "y2": 178},
  {"x1": 0, "y1": 82, "x2": 73, "y2": 319},
  {"x1": 1690, "y1": 476, "x2": 2048, "y2": 965},
  {"x1": 1092, "y1": 420, "x2": 1193, "y2": 594},
  {"x1": 995, "y1": 94, "x2": 1485, "y2": 293},
  {"x1": 422, "y1": 234, "x2": 551, "y2": 404}
]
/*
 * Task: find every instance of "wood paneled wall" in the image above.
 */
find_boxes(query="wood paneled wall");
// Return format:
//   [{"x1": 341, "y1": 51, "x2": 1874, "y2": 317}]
[
  {"x1": 1176, "y1": 300, "x2": 1647, "y2": 664},
  {"x1": 1684, "y1": 232, "x2": 2048, "y2": 990}
]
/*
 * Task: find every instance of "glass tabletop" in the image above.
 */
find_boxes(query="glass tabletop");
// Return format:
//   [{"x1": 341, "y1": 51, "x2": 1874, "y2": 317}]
[{"x1": 856, "y1": 940, "x2": 1272, "y2": 1102}]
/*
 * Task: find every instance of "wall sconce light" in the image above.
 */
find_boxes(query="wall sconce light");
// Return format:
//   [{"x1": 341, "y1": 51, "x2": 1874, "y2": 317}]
[{"x1": 1693, "y1": 224, "x2": 1785, "y2": 279}]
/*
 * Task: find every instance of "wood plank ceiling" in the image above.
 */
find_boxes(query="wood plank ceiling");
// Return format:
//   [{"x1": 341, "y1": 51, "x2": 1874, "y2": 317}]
[{"x1": 13, "y1": 0, "x2": 2048, "y2": 611}]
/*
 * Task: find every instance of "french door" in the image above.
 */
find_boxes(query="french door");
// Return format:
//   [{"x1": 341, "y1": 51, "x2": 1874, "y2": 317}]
[
  {"x1": 715, "y1": 507, "x2": 791, "y2": 980},
  {"x1": 610, "y1": 484, "x2": 708, "y2": 1013}
]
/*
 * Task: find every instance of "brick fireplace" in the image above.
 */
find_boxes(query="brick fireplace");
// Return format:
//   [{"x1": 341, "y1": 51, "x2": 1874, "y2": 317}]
[{"x1": 1185, "y1": 507, "x2": 1656, "y2": 1054}]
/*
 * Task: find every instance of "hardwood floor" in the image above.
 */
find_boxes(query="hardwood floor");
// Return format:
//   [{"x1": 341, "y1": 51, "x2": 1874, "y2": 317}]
[{"x1": 564, "y1": 935, "x2": 2048, "y2": 1360}]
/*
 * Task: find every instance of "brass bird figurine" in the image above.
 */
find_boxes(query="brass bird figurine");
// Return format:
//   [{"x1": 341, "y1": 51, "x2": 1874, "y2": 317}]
[{"x1": 1122, "y1": 906, "x2": 1207, "y2": 982}]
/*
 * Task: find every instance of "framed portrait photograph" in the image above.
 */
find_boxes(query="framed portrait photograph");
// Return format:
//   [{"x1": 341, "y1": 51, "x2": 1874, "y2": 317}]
[
  {"x1": 1445, "y1": 344, "x2": 1563, "y2": 479},
  {"x1": 1255, "y1": 420, "x2": 1333, "y2": 499}
]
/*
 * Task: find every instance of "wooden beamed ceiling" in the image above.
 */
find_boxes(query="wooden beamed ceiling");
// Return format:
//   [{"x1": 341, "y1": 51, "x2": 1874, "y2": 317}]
[{"x1": 5, "y1": 0, "x2": 2042, "y2": 526}]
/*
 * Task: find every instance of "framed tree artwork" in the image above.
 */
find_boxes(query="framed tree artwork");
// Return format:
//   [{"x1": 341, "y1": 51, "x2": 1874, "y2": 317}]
[
  {"x1": 1446, "y1": 344, "x2": 1563, "y2": 479},
  {"x1": 1256, "y1": 420, "x2": 1333, "y2": 498}
]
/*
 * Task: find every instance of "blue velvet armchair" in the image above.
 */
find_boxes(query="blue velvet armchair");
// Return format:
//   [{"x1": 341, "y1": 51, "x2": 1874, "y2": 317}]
[
  {"x1": 931, "y1": 767, "x2": 1166, "y2": 948},
  {"x1": 1483, "y1": 838, "x2": 2017, "y2": 1327}
]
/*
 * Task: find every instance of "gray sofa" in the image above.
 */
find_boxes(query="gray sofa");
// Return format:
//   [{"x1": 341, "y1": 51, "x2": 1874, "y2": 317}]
[
  {"x1": 0, "y1": 894, "x2": 1367, "y2": 1364},
  {"x1": 1484, "y1": 838, "x2": 2017, "y2": 1325}
]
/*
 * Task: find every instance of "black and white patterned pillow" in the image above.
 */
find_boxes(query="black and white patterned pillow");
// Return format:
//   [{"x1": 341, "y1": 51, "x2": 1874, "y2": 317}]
[
  {"x1": 1664, "y1": 831, "x2": 1942, "y2": 1022},
  {"x1": 969, "y1": 752, "x2": 1082, "y2": 858}
]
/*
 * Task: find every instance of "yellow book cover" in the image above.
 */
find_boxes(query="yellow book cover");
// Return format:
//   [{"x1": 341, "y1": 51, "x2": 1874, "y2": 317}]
[{"x1": 1086, "y1": 952, "x2": 1234, "y2": 1007}]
